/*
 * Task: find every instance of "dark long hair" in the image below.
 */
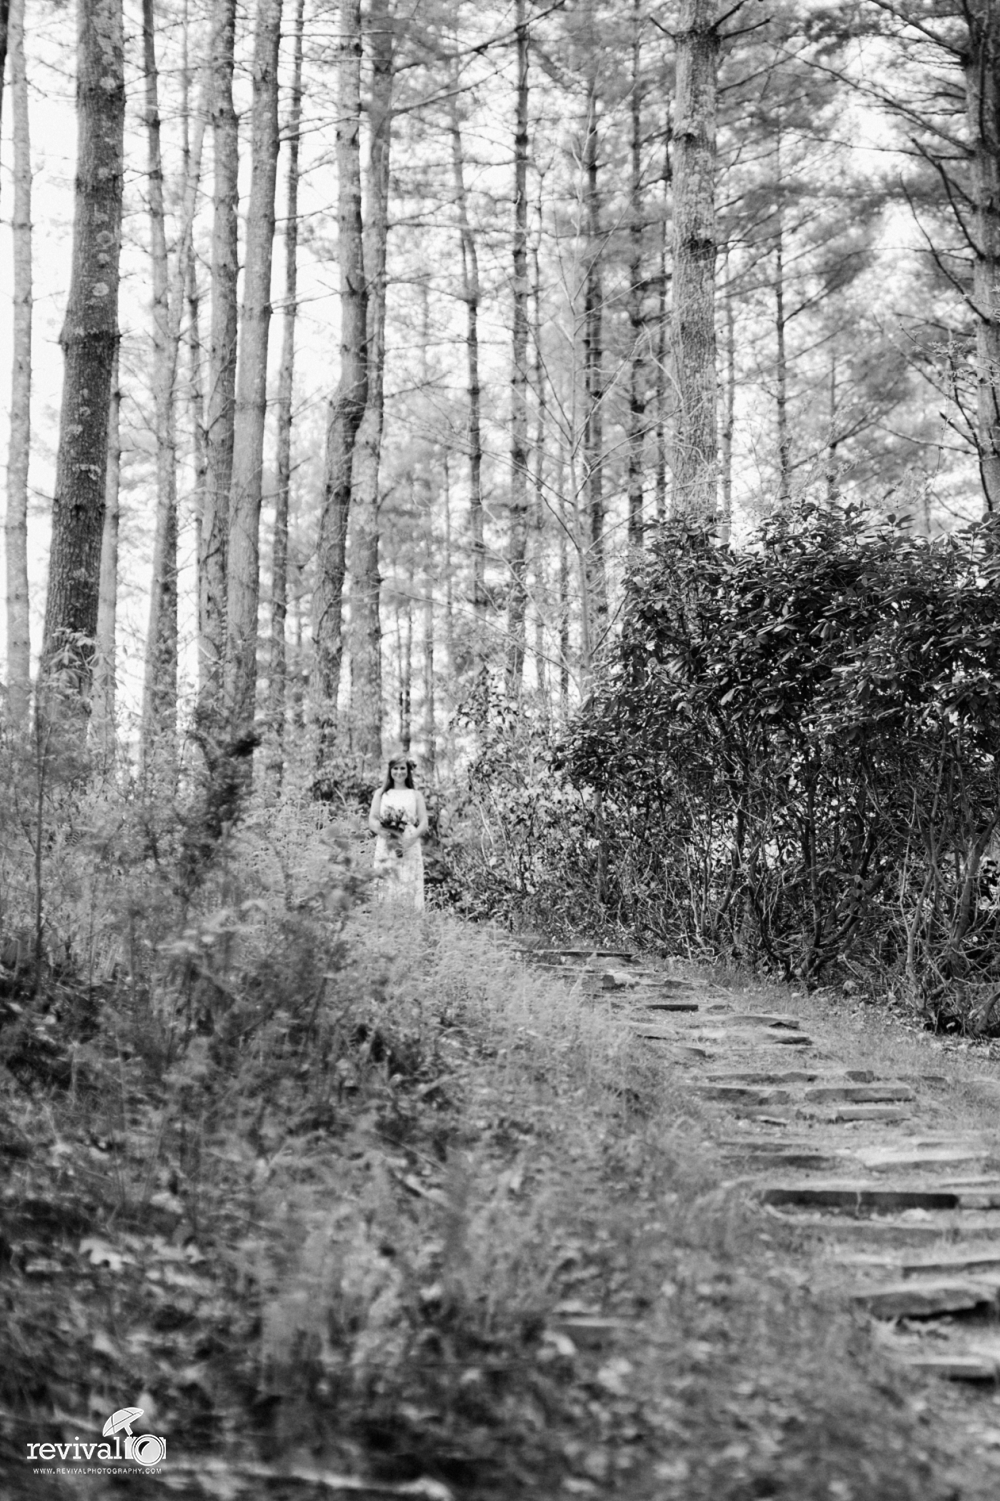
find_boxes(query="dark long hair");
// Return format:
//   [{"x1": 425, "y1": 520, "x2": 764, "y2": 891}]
[{"x1": 381, "y1": 755, "x2": 416, "y2": 792}]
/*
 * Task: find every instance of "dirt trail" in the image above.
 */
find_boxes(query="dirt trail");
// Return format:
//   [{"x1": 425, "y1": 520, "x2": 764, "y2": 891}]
[{"x1": 519, "y1": 944, "x2": 1000, "y2": 1478}]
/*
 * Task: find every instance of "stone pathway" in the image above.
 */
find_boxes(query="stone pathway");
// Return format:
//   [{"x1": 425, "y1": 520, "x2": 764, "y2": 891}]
[{"x1": 519, "y1": 946, "x2": 1000, "y2": 1389}]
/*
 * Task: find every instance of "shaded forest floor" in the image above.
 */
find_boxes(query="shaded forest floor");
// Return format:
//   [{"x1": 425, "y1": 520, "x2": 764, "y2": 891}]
[{"x1": 3, "y1": 910, "x2": 1000, "y2": 1499}]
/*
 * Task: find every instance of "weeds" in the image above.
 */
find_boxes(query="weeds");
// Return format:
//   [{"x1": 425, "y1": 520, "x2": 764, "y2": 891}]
[{"x1": 0, "y1": 773, "x2": 989, "y2": 1499}]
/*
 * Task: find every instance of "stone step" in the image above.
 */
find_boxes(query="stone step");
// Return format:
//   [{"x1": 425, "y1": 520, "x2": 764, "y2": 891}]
[
  {"x1": 842, "y1": 1251, "x2": 1000, "y2": 1278},
  {"x1": 760, "y1": 1178, "x2": 1000, "y2": 1212},
  {"x1": 725, "y1": 1146, "x2": 852, "y2": 1172},
  {"x1": 767, "y1": 1211, "x2": 995, "y2": 1246},
  {"x1": 797, "y1": 1104, "x2": 912, "y2": 1125},
  {"x1": 637, "y1": 999, "x2": 700, "y2": 1013},
  {"x1": 704, "y1": 1068, "x2": 876, "y2": 1086},
  {"x1": 853, "y1": 1276, "x2": 1000, "y2": 1319},
  {"x1": 693, "y1": 1029, "x2": 814, "y2": 1048},
  {"x1": 759, "y1": 1181, "x2": 967, "y2": 1212},
  {"x1": 721, "y1": 1013, "x2": 803, "y2": 1029},
  {"x1": 695, "y1": 1084, "x2": 793, "y2": 1106},
  {"x1": 886, "y1": 1349, "x2": 1000, "y2": 1381},
  {"x1": 802, "y1": 1083, "x2": 916, "y2": 1104},
  {"x1": 631, "y1": 1024, "x2": 704, "y2": 1041},
  {"x1": 601, "y1": 970, "x2": 699, "y2": 992},
  {"x1": 855, "y1": 1146, "x2": 992, "y2": 1174},
  {"x1": 523, "y1": 948, "x2": 635, "y2": 961}
]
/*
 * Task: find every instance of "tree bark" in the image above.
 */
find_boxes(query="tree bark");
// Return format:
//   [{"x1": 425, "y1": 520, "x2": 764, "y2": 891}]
[
  {"x1": 506, "y1": 0, "x2": 530, "y2": 694},
  {"x1": 423, "y1": 563, "x2": 436, "y2": 777},
  {"x1": 198, "y1": 0, "x2": 238, "y2": 709},
  {"x1": 582, "y1": 31, "x2": 606, "y2": 639},
  {"x1": 0, "y1": 0, "x2": 9, "y2": 152},
  {"x1": 443, "y1": 451, "x2": 456, "y2": 674},
  {"x1": 965, "y1": 2, "x2": 1000, "y2": 512},
  {"x1": 225, "y1": 0, "x2": 283, "y2": 739},
  {"x1": 397, "y1": 592, "x2": 412, "y2": 753},
  {"x1": 532, "y1": 243, "x2": 548, "y2": 719},
  {"x1": 348, "y1": 0, "x2": 393, "y2": 768},
  {"x1": 626, "y1": 0, "x2": 646, "y2": 548},
  {"x1": 449, "y1": 80, "x2": 487, "y2": 644},
  {"x1": 91, "y1": 352, "x2": 120, "y2": 756},
  {"x1": 269, "y1": 0, "x2": 306, "y2": 773},
  {"x1": 5, "y1": 0, "x2": 31, "y2": 722},
  {"x1": 140, "y1": 0, "x2": 179, "y2": 773},
  {"x1": 773, "y1": 135, "x2": 790, "y2": 507},
  {"x1": 557, "y1": 442, "x2": 570, "y2": 715},
  {"x1": 312, "y1": 0, "x2": 368, "y2": 747},
  {"x1": 41, "y1": 0, "x2": 125, "y2": 705},
  {"x1": 671, "y1": 0, "x2": 718, "y2": 520},
  {"x1": 720, "y1": 252, "x2": 735, "y2": 542}
]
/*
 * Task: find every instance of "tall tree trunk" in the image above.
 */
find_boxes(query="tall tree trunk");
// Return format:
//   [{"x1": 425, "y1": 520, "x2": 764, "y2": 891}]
[
  {"x1": 671, "y1": 0, "x2": 718, "y2": 520},
  {"x1": 348, "y1": 0, "x2": 393, "y2": 767},
  {"x1": 5, "y1": 0, "x2": 31, "y2": 722},
  {"x1": 269, "y1": 0, "x2": 305, "y2": 773},
  {"x1": 312, "y1": 0, "x2": 368, "y2": 747},
  {"x1": 41, "y1": 0, "x2": 125, "y2": 706},
  {"x1": 557, "y1": 442, "x2": 570, "y2": 716},
  {"x1": 449, "y1": 81, "x2": 486, "y2": 645},
  {"x1": 442, "y1": 451, "x2": 456, "y2": 674},
  {"x1": 0, "y1": 0, "x2": 9, "y2": 152},
  {"x1": 423, "y1": 560, "x2": 436, "y2": 778},
  {"x1": 225, "y1": 0, "x2": 283, "y2": 740},
  {"x1": 582, "y1": 34, "x2": 606, "y2": 640},
  {"x1": 180, "y1": 5, "x2": 208, "y2": 629},
  {"x1": 774, "y1": 138, "x2": 790, "y2": 507},
  {"x1": 187, "y1": 252, "x2": 207, "y2": 619},
  {"x1": 826, "y1": 352, "x2": 839, "y2": 505},
  {"x1": 654, "y1": 204, "x2": 668, "y2": 524},
  {"x1": 140, "y1": 0, "x2": 179, "y2": 773},
  {"x1": 965, "y1": 2, "x2": 1000, "y2": 512},
  {"x1": 397, "y1": 592, "x2": 412, "y2": 752},
  {"x1": 91, "y1": 352, "x2": 120, "y2": 756},
  {"x1": 532, "y1": 243, "x2": 548, "y2": 720},
  {"x1": 626, "y1": 0, "x2": 645, "y2": 548},
  {"x1": 505, "y1": 0, "x2": 530, "y2": 693},
  {"x1": 199, "y1": 0, "x2": 238, "y2": 708},
  {"x1": 720, "y1": 252, "x2": 735, "y2": 543}
]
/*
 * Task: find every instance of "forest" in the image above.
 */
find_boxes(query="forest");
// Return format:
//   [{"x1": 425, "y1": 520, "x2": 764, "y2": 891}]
[{"x1": 4, "y1": 0, "x2": 1000, "y2": 1496}]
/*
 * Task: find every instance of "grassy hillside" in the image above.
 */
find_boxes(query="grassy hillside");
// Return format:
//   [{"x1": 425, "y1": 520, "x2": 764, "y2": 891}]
[{"x1": 0, "y1": 821, "x2": 981, "y2": 1500}]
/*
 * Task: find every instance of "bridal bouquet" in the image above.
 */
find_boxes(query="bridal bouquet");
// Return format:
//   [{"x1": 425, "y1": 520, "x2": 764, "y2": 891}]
[{"x1": 379, "y1": 803, "x2": 410, "y2": 859}]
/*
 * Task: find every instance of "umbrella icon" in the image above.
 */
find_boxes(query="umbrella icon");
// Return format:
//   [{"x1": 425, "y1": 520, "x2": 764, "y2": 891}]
[{"x1": 102, "y1": 1407, "x2": 144, "y2": 1438}]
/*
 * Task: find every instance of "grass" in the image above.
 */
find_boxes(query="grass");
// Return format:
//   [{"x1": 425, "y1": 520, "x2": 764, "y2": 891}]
[{"x1": 3, "y1": 803, "x2": 999, "y2": 1501}]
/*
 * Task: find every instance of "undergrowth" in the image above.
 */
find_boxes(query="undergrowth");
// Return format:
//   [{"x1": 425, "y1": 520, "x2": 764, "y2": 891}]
[{"x1": 0, "y1": 841, "x2": 981, "y2": 1500}]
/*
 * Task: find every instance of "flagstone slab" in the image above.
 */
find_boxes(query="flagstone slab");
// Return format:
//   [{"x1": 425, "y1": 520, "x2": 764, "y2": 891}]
[
  {"x1": 725, "y1": 1030, "x2": 815, "y2": 1048},
  {"x1": 803, "y1": 1083, "x2": 916, "y2": 1103},
  {"x1": 887, "y1": 1350, "x2": 1000, "y2": 1380},
  {"x1": 721, "y1": 1014, "x2": 803, "y2": 1029},
  {"x1": 694, "y1": 1084, "x2": 793, "y2": 1106},
  {"x1": 842, "y1": 1251, "x2": 1000, "y2": 1278},
  {"x1": 855, "y1": 1147, "x2": 991, "y2": 1173},
  {"x1": 758, "y1": 1181, "x2": 963, "y2": 1212},
  {"x1": 638, "y1": 1000, "x2": 701, "y2": 1012},
  {"x1": 705, "y1": 1069, "x2": 823, "y2": 1085},
  {"x1": 853, "y1": 1277, "x2": 1000, "y2": 1319},
  {"x1": 796, "y1": 1104, "x2": 912, "y2": 1124},
  {"x1": 766, "y1": 1212, "x2": 987, "y2": 1246},
  {"x1": 725, "y1": 1146, "x2": 853, "y2": 1172}
]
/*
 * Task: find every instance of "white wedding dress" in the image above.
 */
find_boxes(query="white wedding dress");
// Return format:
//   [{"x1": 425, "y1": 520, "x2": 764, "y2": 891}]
[{"x1": 374, "y1": 787, "x2": 425, "y2": 911}]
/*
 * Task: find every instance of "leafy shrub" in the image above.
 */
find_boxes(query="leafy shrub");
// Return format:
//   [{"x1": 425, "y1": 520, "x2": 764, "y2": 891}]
[{"x1": 565, "y1": 503, "x2": 1000, "y2": 1026}]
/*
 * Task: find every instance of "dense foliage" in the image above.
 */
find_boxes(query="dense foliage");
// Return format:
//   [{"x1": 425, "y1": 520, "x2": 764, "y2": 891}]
[
  {"x1": 573, "y1": 506, "x2": 1000, "y2": 1022},
  {"x1": 460, "y1": 507, "x2": 1000, "y2": 1032}
]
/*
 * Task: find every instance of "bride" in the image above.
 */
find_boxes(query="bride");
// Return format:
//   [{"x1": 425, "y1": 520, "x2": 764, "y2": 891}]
[{"x1": 367, "y1": 752, "x2": 429, "y2": 910}]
